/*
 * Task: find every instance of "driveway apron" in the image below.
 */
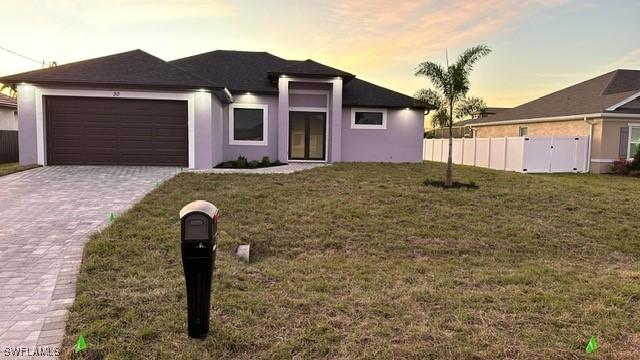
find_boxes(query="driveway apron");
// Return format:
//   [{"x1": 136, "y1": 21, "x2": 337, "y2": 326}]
[{"x1": 0, "y1": 166, "x2": 178, "y2": 356}]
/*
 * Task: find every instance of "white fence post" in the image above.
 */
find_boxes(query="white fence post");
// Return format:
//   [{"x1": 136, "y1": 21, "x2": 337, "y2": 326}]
[
  {"x1": 549, "y1": 136, "x2": 554, "y2": 173},
  {"x1": 473, "y1": 137, "x2": 477, "y2": 167},
  {"x1": 503, "y1": 136, "x2": 508, "y2": 170},
  {"x1": 487, "y1": 137, "x2": 492, "y2": 169}
]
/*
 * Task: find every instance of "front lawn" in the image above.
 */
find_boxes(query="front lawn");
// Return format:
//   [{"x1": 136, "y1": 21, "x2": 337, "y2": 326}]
[
  {"x1": 0, "y1": 162, "x2": 38, "y2": 177},
  {"x1": 63, "y1": 163, "x2": 640, "y2": 359}
]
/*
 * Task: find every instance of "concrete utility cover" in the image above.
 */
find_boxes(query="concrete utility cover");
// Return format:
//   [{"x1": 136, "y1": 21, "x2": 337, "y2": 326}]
[{"x1": 0, "y1": 166, "x2": 178, "y2": 351}]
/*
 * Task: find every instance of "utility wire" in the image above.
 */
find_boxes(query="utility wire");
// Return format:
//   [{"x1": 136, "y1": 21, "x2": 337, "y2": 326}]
[{"x1": 0, "y1": 46, "x2": 45, "y2": 66}]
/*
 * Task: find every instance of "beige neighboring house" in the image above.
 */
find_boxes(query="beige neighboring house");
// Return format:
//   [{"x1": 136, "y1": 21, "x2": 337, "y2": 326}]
[
  {"x1": 468, "y1": 70, "x2": 640, "y2": 173},
  {"x1": 0, "y1": 93, "x2": 17, "y2": 130},
  {"x1": 428, "y1": 107, "x2": 509, "y2": 138}
]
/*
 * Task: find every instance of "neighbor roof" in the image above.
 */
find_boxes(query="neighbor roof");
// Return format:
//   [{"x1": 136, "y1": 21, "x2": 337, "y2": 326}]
[
  {"x1": 0, "y1": 94, "x2": 16, "y2": 108},
  {"x1": 172, "y1": 50, "x2": 425, "y2": 108},
  {"x1": 469, "y1": 70, "x2": 640, "y2": 125},
  {"x1": 0, "y1": 50, "x2": 221, "y2": 90}
]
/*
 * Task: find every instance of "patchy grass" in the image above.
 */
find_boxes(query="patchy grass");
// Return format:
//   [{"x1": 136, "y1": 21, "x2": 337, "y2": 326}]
[
  {"x1": 0, "y1": 162, "x2": 38, "y2": 177},
  {"x1": 62, "y1": 162, "x2": 640, "y2": 359}
]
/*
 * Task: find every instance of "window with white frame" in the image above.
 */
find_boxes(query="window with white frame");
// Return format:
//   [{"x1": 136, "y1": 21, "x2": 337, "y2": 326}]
[
  {"x1": 351, "y1": 108, "x2": 387, "y2": 129},
  {"x1": 519, "y1": 126, "x2": 528, "y2": 137},
  {"x1": 229, "y1": 104, "x2": 268, "y2": 146},
  {"x1": 629, "y1": 126, "x2": 640, "y2": 158}
]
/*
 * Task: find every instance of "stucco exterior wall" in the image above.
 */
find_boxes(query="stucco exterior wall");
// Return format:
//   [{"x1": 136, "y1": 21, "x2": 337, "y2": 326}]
[
  {"x1": 474, "y1": 120, "x2": 590, "y2": 137},
  {"x1": 341, "y1": 107, "x2": 423, "y2": 162},
  {"x1": 0, "y1": 107, "x2": 17, "y2": 130},
  {"x1": 289, "y1": 93, "x2": 327, "y2": 108},
  {"x1": 222, "y1": 93, "x2": 279, "y2": 162},
  {"x1": 17, "y1": 84, "x2": 37, "y2": 165}
]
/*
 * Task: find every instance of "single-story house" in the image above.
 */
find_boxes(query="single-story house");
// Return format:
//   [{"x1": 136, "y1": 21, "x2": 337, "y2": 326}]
[
  {"x1": 0, "y1": 49, "x2": 427, "y2": 168},
  {"x1": 427, "y1": 107, "x2": 509, "y2": 138},
  {"x1": 467, "y1": 69, "x2": 640, "y2": 173},
  {"x1": 0, "y1": 94, "x2": 17, "y2": 131}
]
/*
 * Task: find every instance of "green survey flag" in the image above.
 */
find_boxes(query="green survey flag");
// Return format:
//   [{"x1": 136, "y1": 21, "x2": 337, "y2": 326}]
[
  {"x1": 585, "y1": 336, "x2": 598, "y2": 354},
  {"x1": 75, "y1": 334, "x2": 87, "y2": 353},
  {"x1": 109, "y1": 212, "x2": 116, "y2": 224}
]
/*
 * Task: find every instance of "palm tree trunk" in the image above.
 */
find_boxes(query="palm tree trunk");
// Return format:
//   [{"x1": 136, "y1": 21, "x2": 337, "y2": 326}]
[{"x1": 445, "y1": 101, "x2": 454, "y2": 187}]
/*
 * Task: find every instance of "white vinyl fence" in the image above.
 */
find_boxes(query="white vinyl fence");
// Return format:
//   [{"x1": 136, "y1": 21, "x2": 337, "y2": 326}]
[{"x1": 423, "y1": 136, "x2": 589, "y2": 173}]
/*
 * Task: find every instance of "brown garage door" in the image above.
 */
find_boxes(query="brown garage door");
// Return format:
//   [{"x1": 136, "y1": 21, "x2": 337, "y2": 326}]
[{"x1": 45, "y1": 96, "x2": 188, "y2": 166}]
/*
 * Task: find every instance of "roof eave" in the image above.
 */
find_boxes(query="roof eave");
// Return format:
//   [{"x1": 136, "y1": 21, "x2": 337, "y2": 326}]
[
  {"x1": 2, "y1": 79, "x2": 223, "y2": 92},
  {"x1": 267, "y1": 72, "x2": 355, "y2": 82},
  {"x1": 469, "y1": 112, "x2": 640, "y2": 126}
]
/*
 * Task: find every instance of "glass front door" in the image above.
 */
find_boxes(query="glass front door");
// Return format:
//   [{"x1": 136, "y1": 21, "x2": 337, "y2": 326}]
[{"x1": 289, "y1": 112, "x2": 326, "y2": 161}]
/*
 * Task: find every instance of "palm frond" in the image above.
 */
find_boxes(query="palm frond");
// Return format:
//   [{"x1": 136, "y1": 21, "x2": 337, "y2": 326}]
[
  {"x1": 455, "y1": 44, "x2": 492, "y2": 73},
  {"x1": 415, "y1": 61, "x2": 449, "y2": 94}
]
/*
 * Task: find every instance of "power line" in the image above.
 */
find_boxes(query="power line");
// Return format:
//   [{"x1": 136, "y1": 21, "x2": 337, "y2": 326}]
[{"x1": 0, "y1": 46, "x2": 44, "y2": 66}]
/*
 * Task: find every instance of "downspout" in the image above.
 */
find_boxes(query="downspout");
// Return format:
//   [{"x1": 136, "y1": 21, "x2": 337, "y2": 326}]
[{"x1": 584, "y1": 116, "x2": 596, "y2": 173}]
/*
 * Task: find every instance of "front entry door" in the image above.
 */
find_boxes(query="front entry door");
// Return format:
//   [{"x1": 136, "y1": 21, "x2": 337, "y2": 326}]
[{"x1": 289, "y1": 112, "x2": 326, "y2": 161}]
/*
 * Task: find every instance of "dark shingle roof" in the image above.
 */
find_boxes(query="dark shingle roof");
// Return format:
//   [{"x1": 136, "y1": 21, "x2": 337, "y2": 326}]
[
  {"x1": 0, "y1": 94, "x2": 16, "y2": 108},
  {"x1": 267, "y1": 59, "x2": 355, "y2": 81},
  {"x1": 171, "y1": 50, "x2": 288, "y2": 93},
  {"x1": 1, "y1": 49, "x2": 424, "y2": 109},
  {"x1": 172, "y1": 50, "x2": 423, "y2": 108},
  {"x1": 469, "y1": 69, "x2": 640, "y2": 125},
  {"x1": 0, "y1": 50, "x2": 221, "y2": 90},
  {"x1": 343, "y1": 78, "x2": 425, "y2": 108}
]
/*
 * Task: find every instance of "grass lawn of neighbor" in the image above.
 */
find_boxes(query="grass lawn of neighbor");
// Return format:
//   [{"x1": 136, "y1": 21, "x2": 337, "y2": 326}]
[
  {"x1": 0, "y1": 162, "x2": 38, "y2": 177},
  {"x1": 62, "y1": 162, "x2": 640, "y2": 359}
]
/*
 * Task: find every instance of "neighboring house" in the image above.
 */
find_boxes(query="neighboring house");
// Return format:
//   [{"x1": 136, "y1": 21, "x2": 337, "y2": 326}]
[
  {"x1": 0, "y1": 94, "x2": 17, "y2": 130},
  {"x1": 427, "y1": 107, "x2": 508, "y2": 138},
  {"x1": 467, "y1": 70, "x2": 640, "y2": 173},
  {"x1": 0, "y1": 50, "x2": 427, "y2": 168}
]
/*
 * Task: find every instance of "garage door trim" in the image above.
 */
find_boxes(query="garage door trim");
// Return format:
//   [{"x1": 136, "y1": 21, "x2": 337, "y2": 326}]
[{"x1": 34, "y1": 87, "x2": 195, "y2": 167}]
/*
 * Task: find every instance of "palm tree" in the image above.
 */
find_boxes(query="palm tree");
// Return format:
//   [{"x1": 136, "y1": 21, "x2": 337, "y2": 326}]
[
  {"x1": 414, "y1": 45, "x2": 491, "y2": 187},
  {"x1": 0, "y1": 83, "x2": 17, "y2": 98}
]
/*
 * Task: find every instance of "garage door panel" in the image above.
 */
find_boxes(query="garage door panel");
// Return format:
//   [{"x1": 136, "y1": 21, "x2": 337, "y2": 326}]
[{"x1": 46, "y1": 96, "x2": 188, "y2": 166}]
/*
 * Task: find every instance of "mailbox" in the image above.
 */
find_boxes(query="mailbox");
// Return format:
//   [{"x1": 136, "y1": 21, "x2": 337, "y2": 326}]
[{"x1": 179, "y1": 200, "x2": 219, "y2": 339}]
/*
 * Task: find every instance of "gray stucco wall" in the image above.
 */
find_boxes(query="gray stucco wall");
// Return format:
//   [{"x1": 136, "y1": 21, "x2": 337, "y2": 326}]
[
  {"x1": 289, "y1": 93, "x2": 327, "y2": 108},
  {"x1": 17, "y1": 84, "x2": 37, "y2": 165},
  {"x1": 193, "y1": 91, "x2": 213, "y2": 168},
  {"x1": 341, "y1": 107, "x2": 424, "y2": 162},
  {"x1": 211, "y1": 94, "x2": 224, "y2": 166},
  {"x1": 222, "y1": 93, "x2": 279, "y2": 162}
]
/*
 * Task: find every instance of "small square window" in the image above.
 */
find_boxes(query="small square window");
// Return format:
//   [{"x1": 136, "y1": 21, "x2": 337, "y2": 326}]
[
  {"x1": 519, "y1": 126, "x2": 528, "y2": 137},
  {"x1": 233, "y1": 108, "x2": 263, "y2": 141},
  {"x1": 229, "y1": 104, "x2": 268, "y2": 146}
]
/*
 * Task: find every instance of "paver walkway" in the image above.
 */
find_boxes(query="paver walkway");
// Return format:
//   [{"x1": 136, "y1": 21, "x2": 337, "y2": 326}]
[{"x1": 0, "y1": 166, "x2": 178, "y2": 358}]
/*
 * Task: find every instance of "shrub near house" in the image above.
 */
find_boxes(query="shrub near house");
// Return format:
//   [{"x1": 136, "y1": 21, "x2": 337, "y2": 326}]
[{"x1": 610, "y1": 148, "x2": 640, "y2": 176}]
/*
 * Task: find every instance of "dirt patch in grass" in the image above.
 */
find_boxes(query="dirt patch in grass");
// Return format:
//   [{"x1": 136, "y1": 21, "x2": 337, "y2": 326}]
[
  {"x1": 423, "y1": 178, "x2": 478, "y2": 189},
  {"x1": 61, "y1": 163, "x2": 640, "y2": 359}
]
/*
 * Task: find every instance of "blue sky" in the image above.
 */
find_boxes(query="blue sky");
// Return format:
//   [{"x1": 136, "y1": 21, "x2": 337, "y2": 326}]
[{"x1": 1, "y1": 0, "x2": 638, "y2": 107}]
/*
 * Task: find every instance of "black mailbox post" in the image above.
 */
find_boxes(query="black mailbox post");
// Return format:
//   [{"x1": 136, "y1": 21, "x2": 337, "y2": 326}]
[{"x1": 179, "y1": 200, "x2": 219, "y2": 339}]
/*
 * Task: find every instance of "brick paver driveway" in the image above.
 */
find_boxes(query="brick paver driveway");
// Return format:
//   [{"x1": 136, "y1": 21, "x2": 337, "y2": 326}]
[{"x1": 0, "y1": 166, "x2": 178, "y2": 356}]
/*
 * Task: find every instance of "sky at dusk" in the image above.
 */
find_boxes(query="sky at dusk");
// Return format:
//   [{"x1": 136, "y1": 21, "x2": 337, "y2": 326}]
[{"x1": 2, "y1": 0, "x2": 639, "y2": 107}]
